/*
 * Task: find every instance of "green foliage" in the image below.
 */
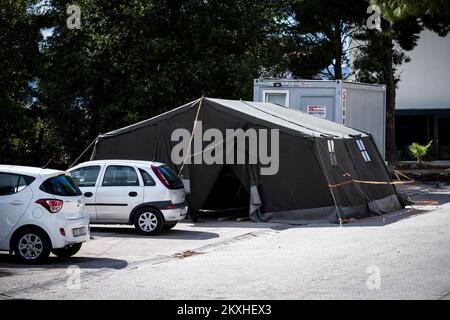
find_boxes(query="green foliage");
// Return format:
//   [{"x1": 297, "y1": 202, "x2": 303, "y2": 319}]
[
  {"x1": 352, "y1": 17, "x2": 420, "y2": 84},
  {"x1": 372, "y1": 0, "x2": 450, "y2": 31},
  {"x1": 354, "y1": 0, "x2": 450, "y2": 162},
  {"x1": 285, "y1": 0, "x2": 369, "y2": 79},
  {"x1": 409, "y1": 141, "x2": 433, "y2": 164},
  {"x1": 372, "y1": 1, "x2": 450, "y2": 38},
  {"x1": 0, "y1": 0, "x2": 44, "y2": 165},
  {"x1": 33, "y1": 0, "x2": 288, "y2": 165},
  {"x1": 1, "y1": 0, "x2": 450, "y2": 167}
]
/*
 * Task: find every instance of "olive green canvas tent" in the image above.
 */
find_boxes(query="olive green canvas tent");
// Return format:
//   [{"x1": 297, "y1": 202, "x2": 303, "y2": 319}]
[{"x1": 89, "y1": 97, "x2": 402, "y2": 224}]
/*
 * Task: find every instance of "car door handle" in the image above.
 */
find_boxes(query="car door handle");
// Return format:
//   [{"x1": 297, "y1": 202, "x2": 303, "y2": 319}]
[
  {"x1": 9, "y1": 200, "x2": 25, "y2": 206},
  {"x1": 84, "y1": 192, "x2": 93, "y2": 198},
  {"x1": 129, "y1": 192, "x2": 138, "y2": 197}
]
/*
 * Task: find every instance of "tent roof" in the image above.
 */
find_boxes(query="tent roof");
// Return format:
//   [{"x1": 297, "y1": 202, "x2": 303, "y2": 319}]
[{"x1": 100, "y1": 97, "x2": 368, "y2": 139}]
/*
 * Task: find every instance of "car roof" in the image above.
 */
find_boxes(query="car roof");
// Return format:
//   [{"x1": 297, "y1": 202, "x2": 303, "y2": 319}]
[
  {"x1": 0, "y1": 165, "x2": 64, "y2": 178},
  {"x1": 70, "y1": 159, "x2": 164, "y2": 169}
]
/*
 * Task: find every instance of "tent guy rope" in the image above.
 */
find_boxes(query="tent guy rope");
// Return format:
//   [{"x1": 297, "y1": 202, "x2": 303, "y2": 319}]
[{"x1": 178, "y1": 96, "x2": 204, "y2": 176}]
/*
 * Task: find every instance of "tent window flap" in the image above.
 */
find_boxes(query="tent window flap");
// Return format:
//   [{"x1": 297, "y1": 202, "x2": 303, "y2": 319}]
[{"x1": 356, "y1": 139, "x2": 371, "y2": 162}]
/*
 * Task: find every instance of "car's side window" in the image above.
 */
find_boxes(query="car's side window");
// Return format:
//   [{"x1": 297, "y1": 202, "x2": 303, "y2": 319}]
[
  {"x1": 16, "y1": 176, "x2": 28, "y2": 193},
  {"x1": 139, "y1": 169, "x2": 156, "y2": 186},
  {"x1": 70, "y1": 166, "x2": 101, "y2": 187},
  {"x1": 0, "y1": 173, "x2": 35, "y2": 196},
  {"x1": 102, "y1": 166, "x2": 139, "y2": 187}
]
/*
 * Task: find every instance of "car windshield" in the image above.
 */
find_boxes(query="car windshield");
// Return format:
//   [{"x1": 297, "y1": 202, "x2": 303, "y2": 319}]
[{"x1": 40, "y1": 174, "x2": 82, "y2": 196}]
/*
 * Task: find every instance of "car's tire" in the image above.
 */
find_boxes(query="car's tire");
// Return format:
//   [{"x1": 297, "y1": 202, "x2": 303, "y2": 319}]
[
  {"x1": 13, "y1": 228, "x2": 51, "y2": 264},
  {"x1": 134, "y1": 208, "x2": 164, "y2": 235},
  {"x1": 163, "y1": 222, "x2": 178, "y2": 230},
  {"x1": 52, "y1": 243, "x2": 82, "y2": 258}
]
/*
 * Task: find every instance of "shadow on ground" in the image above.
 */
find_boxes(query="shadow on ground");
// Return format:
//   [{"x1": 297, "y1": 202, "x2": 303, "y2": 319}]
[
  {"x1": 192, "y1": 184, "x2": 449, "y2": 229},
  {"x1": 410, "y1": 193, "x2": 450, "y2": 206},
  {"x1": 90, "y1": 226, "x2": 220, "y2": 240},
  {"x1": 0, "y1": 254, "x2": 128, "y2": 270},
  {"x1": 89, "y1": 183, "x2": 449, "y2": 232},
  {"x1": 188, "y1": 204, "x2": 439, "y2": 230},
  {"x1": 340, "y1": 208, "x2": 431, "y2": 228}
]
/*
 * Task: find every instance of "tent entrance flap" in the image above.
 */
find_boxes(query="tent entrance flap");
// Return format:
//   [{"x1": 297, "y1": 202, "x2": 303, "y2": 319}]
[{"x1": 199, "y1": 165, "x2": 249, "y2": 216}]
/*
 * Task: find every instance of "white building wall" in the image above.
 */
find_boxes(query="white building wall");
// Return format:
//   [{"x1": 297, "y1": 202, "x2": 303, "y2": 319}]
[{"x1": 396, "y1": 30, "x2": 450, "y2": 110}]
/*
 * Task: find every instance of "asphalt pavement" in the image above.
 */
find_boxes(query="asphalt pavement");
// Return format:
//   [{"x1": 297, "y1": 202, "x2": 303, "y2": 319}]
[{"x1": 1, "y1": 183, "x2": 449, "y2": 300}]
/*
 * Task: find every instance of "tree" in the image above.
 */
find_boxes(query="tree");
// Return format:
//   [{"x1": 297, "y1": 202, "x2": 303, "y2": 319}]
[
  {"x1": 409, "y1": 141, "x2": 433, "y2": 165},
  {"x1": 37, "y1": 0, "x2": 287, "y2": 165},
  {"x1": 352, "y1": 1, "x2": 450, "y2": 163},
  {"x1": 373, "y1": 0, "x2": 450, "y2": 25},
  {"x1": 353, "y1": 17, "x2": 422, "y2": 163},
  {"x1": 285, "y1": 0, "x2": 369, "y2": 79},
  {"x1": 0, "y1": 0, "x2": 43, "y2": 165}
]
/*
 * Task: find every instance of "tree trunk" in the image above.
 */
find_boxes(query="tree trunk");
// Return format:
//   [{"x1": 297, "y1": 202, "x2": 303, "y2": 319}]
[
  {"x1": 382, "y1": 20, "x2": 397, "y2": 164},
  {"x1": 334, "y1": 21, "x2": 343, "y2": 80},
  {"x1": 32, "y1": 127, "x2": 45, "y2": 166},
  {"x1": 334, "y1": 56, "x2": 343, "y2": 80}
]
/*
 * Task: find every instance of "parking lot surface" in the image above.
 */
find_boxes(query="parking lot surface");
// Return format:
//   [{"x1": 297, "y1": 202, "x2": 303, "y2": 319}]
[{"x1": 1, "y1": 184, "x2": 450, "y2": 300}]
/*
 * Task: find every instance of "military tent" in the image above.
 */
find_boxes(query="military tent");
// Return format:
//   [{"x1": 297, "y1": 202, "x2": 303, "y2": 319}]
[{"x1": 89, "y1": 97, "x2": 402, "y2": 224}]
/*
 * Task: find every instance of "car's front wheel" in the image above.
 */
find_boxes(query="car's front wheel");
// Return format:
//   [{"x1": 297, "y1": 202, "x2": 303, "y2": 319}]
[
  {"x1": 134, "y1": 208, "x2": 164, "y2": 235},
  {"x1": 52, "y1": 243, "x2": 82, "y2": 258},
  {"x1": 13, "y1": 228, "x2": 51, "y2": 264}
]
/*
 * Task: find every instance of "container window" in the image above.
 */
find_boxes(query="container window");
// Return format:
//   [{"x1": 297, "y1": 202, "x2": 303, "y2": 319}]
[{"x1": 264, "y1": 92, "x2": 287, "y2": 107}]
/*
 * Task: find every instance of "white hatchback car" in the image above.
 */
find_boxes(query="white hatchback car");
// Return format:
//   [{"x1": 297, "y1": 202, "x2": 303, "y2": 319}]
[
  {"x1": 68, "y1": 160, "x2": 187, "y2": 235},
  {"x1": 0, "y1": 165, "x2": 90, "y2": 264}
]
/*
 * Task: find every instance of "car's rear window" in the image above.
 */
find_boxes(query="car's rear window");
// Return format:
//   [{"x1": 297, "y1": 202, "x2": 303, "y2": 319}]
[
  {"x1": 40, "y1": 175, "x2": 82, "y2": 196},
  {"x1": 157, "y1": 165, "x2": 184, "y2": 189}
]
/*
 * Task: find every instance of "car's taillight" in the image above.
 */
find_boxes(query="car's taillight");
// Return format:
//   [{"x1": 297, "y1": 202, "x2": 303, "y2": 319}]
[
  {"x1": 36, "y1": 199, "x2": 63, "y2": 213},
  {"x1": 165, "y1": 202, "x2": 175, "y2": 209},
  {"x1": 151, "y1": 165, "x2": 170, "y2": 188}
]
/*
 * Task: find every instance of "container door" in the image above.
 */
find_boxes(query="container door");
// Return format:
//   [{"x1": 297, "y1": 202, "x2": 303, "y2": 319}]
[{"x1": 300, "y1": 96, "x2": 335, "y2": 121}]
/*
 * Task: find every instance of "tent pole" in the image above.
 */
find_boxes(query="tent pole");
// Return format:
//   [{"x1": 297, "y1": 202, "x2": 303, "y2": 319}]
[
  {"x1": 178, "y1": 96, "x2": 204, "y2": 176},
  {"x1": 315, "y1": 140, "x2": 343, "y2": 226},
  {"x1": 68, "y1": 137, "x2": 98, "y2": 169}
]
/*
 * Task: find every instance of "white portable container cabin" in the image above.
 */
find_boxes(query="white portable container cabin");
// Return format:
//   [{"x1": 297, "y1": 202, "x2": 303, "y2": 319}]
[{"x1": 253, "y1": 79, "x2": 386, "y2": 158}]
